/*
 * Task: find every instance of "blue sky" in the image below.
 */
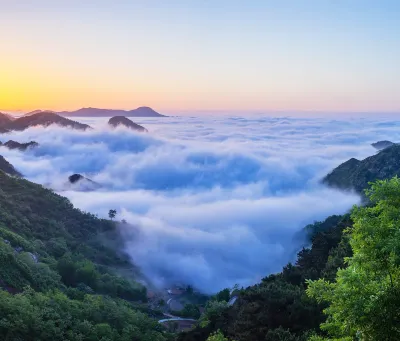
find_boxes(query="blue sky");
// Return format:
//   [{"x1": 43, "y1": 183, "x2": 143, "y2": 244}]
[{"x1": 1, "y1": 1, "x2": 399, "y2": 113}]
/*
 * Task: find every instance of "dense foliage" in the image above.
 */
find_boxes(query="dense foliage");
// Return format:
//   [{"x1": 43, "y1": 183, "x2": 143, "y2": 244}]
[
  {"x1": 307, "y1": 178, "x2": 400, "y2": 340},
  {"x1": 0, "y1": 172, "x2": 170, "y2": 340},
  {"x1": 0, "y1": 288, "x2": 166, "y2": 341}
]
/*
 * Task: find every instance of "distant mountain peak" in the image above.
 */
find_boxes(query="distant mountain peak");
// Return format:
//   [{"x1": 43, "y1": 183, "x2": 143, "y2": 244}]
[
  {"x1": 1, "y1": 140, "x2": 39, "y2": 151},
  {"x1": 0, "y1": 112, "x2": 91, "y2": 132},
  {"x1": 58, "y1": 106, "x2": 166, "y2": 118}
]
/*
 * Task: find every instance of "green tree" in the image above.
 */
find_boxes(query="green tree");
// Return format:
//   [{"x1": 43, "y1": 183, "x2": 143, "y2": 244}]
[
  {"x1": 206, "y1": 330, "x2": 231, "y2": 341},
  {"x1": 307, "y1": 177, "x2": 400, "y2": 341},
  {"x1": 213, "y1": 288, "x2": 230, "y2": 302},
  {"x1": 108, "y1": 209, "x2": 117, "y2": 220}
]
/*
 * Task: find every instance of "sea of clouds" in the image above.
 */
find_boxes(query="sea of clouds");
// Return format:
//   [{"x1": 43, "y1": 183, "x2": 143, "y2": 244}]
[{"x1": 2, "y1": 114, "x2": 400, "y2": 293}]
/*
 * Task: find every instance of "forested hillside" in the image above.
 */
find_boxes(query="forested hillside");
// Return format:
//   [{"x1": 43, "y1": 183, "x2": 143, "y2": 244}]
[
  {"x1": 0, "y1": 171, "x2": 173, "y2": 341},
  {"x1": 2, "y1": 168, "x2": 400, "y2": 340}
]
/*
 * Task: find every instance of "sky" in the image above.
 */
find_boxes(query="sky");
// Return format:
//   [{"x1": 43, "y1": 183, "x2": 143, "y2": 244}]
[{"x1": 1, "y1": 1, "x2": 399, "y2": 114}]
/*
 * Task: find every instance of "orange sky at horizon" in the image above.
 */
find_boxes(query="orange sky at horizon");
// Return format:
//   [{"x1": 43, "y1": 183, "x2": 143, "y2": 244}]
[
  {"x1": 2, "y1": 56, "x2": 398, "y2": 115},
  {"x1": 2, "y1": 69, "x2": 399, "y2": 115}
]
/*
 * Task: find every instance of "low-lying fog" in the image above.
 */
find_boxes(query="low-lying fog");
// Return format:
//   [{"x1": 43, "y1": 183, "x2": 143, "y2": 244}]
[{"x1": 2, "y1": 115, "x2": 400, "y2": 293}]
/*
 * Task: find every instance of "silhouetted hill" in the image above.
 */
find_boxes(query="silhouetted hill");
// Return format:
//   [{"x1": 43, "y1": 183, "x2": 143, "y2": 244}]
[
  {"x1": 108, "y1": 116, "x2": 148, "y2": 132},
  {"x1": 0, "y1": 156, "x2": 21, "y2": 176},
  {"x1": 323, "y1": 144, "x2": 400, "y2": 193},
  {"x1": 371, "y1": 140, "x2": 394, "y2": 150},
  {"x1": 59, "y1": 106, "x2": 166, "y2": 117},
  {"x1": 1, "y1": 140, "x2": 39, "y2": 151},
  {"x1": 2, "y1": 112, "x2": 91, "y2": 131}
]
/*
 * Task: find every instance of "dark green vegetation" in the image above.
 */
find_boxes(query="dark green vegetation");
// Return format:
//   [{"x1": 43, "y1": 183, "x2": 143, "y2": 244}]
[
  {"x1": 323, "y1": 144, "x2": 400, "y2": 193},
  {"x1": 0, "y1": 171, "x2": 173, "y2": 341},
  {"x1": 307, "y1": 177, "x2": 400, "y2": 340}
]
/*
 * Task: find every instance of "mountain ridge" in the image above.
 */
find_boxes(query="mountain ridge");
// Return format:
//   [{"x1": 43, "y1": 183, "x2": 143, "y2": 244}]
[
  {"x1": 323, "y1": 144, "x2": 400, "y2": 193},
  {"x1": 58, "y1": 106, "x2": 166, "y2": 117},
  {"x1": 0, "y1": 112, "x2": 91, "y2": 132}
]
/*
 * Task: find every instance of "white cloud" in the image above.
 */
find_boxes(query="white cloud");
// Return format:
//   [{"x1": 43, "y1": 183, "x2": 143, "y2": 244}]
[{"x1": 1, "y1": 115, "x2": 398, "y2": 292}]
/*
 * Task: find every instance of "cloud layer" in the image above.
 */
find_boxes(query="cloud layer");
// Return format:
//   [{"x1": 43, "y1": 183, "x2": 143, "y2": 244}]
[{"x1": 2, "y1": 115, "x2": 399, "y2": 292}]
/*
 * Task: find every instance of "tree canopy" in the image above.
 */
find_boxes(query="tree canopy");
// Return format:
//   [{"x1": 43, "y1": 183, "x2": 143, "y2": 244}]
[{"x1": 307, "y1": 177, "x2": 400, "y2": 340}]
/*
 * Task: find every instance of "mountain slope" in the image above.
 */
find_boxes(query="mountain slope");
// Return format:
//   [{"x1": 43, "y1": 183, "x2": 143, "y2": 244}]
[
  {"x1": 0, "y1": 112, "x2": 14, "y2": 126},
  {"x1": 59, "y1": 106, "x2": 166, "y2": 117},
  {"x1": 323, "y1": 144, "x2": 400, "y2": 193},
  {"x1": 2, "y1": 112, "x2": 91, "y2": 131},
  {"x1": 0, "y1": 156, "x2": 21, "y2": 176},
  {"x1": 0, "y1": 171, "x2": 172, "y2": 340}
]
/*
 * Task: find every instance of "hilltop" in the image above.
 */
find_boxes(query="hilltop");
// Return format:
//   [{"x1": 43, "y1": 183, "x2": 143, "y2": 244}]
[
  {"x1": 0, "y1": 112, "x2": 91, "y2": 132},
  {"x1": 67, "y1": 173, "x2": 102, "y2": 191},
  {"x1": 108, "y1": 116, "x2": 148, "y2": 132},
  {"x1": 59, "y1": 106, "x2": 166, "y2": 117},
  {"x1": 323, "y1": 144, "x2": 400, "y2": 193},
  {"x1": 371, "y1": 140, "x2": 394, "y2": 150}
]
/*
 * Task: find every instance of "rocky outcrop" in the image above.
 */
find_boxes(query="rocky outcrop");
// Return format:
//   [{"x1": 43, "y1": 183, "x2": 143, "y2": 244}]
[
  {"x1": 323, "y1": 144, "x2": 400, "y2": 193},
  {"x1": 108, "y1": 116, "x2": 147, "y2": 132},
  {"x1": 1, "y1": 140, "x2": 39, "y2": 151}
]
